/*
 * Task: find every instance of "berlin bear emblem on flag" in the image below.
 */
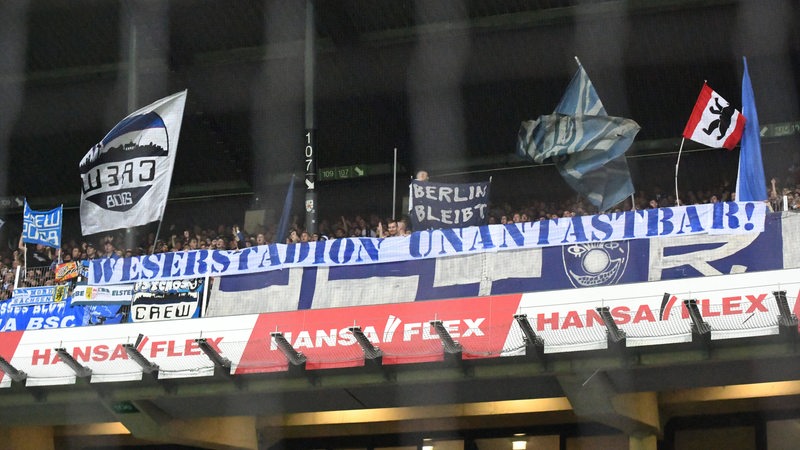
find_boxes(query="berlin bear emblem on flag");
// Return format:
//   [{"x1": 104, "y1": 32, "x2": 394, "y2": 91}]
[
  {"x1": 683, "y1": 83, "x2": 745, "y2": 151},
  {"x1": 702, "y1": 95, "x2": 737, "y2": 141}
]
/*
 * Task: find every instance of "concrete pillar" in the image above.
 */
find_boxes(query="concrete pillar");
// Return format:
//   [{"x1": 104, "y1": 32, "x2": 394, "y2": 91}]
[
  {"x1": 0, "y1": 425, "x2": 55, "y2": 450},
  {"x1": 629, "y1": 434, "x2": 657, "y2": 450},
  {"x1": 166, "y1": 416, "x2": 259, "y2": 450},
  {"x1": 558, "y1": 372, "x2": 661, "y2": 437},
  {"x1": 112, "y1": 399, "x2": 258, "y2": 450}
]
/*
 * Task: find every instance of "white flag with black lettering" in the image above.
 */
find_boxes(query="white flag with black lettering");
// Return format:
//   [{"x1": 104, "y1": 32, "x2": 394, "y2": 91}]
[{"x1": 80, "y1": 91, "x2": 187, "y2": 235}]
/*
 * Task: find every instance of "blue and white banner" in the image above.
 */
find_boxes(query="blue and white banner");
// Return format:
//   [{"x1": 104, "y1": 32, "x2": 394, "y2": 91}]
[
  {"x1": 9, "y1": 286, "x2": 59, "y2": 307},
  {"x1": 2, "y1": 282, "x2": 128, "y2": 330},
  {"x1": 409, "y1": 180, "x2": 490, "y2": 229},
  {"x1": 0, "y1": 301, "x2": 83, "y2": 331},
  {"x1": 204, "y1": 212, "x2": 783, "y2": 316},
  {"x1": 80, "y1": 91, "x2": 187, "y2": 235},
  {"x1": 70, "y1": 282, "x2": 134, "y2": 306},
  {"x1": 22, "y1": 201, "x2": 62, "y2": 248},
  {"x1": 130, "y1": 278, "x2": 206, "y2": 322},
  {"x1": 88, "y1": 202, "x2": 766, "y2": 285},
  {"x1": 0, "y1": 299, "x2": 127, "y2": 331}
]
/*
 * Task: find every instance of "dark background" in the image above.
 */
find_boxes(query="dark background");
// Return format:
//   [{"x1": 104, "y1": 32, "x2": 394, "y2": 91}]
[{"x1": 1, "y1": 0, "x2": 798, "y2": 237}]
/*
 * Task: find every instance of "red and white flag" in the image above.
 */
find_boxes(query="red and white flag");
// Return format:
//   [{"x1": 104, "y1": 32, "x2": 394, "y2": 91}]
[{"x1": 682, "y1": 83, "x2": 745, "y2": 150}]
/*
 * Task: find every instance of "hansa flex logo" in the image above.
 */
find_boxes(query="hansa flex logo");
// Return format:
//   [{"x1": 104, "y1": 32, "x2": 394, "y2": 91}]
[
  {"x1": 79, "y1": 112, "x2": 170, "y2": 212},
  {"x1": 270, "y1": 314, "x2": 486, "y2": 350}
]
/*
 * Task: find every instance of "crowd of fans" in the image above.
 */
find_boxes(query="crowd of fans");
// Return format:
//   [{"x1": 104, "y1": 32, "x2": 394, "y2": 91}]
[{"x1": 1, "y1": 173, "x2": 799, "y2": 301}]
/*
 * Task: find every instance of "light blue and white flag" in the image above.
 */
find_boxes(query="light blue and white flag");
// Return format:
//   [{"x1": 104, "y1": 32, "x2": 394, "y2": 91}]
[
  {"x1": 22, "y1": 200, "x2": 63, "y2": 248},
  {"x1": 80, "y1": 90, "x2": 187, "y2": 235},
  {"x1": 736, "y1": 57, "x2": 767, "y2": 202},
  {"x1": 518, "y1": 61, "x2": 639, "y2": 212}
]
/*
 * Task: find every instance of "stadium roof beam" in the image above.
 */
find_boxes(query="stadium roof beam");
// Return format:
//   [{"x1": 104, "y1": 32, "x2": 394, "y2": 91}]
[
  {"x1": 271, "y1": 332, "x2": 307, "y2": 366},
  {"x1": 683, "y1": 299, "x2": 712, "y2": 354},
  {"x1": 597, "y1": 307, "x2": 627, "y2": 347},
  {"x1": 348, "y1": 326, "x2": 383, "y2": 360},
  {"x1": 514, "y1": 314, "x2": 545, "y2": 361},
  {"x1": 684, "y1": 300, "x2": 711, "y2": 336},
  {"x1": 0, "y1": 355, "x2": 27, "y2": 383},
  {"x1": 773, "y1": 290, "x2": 799, "y2": 333},
  {"x1": 430, "y1": 320, "x2": 463, "y2": 355},
  {"x1": 55, "y1": 348, "x2": 92, "y2": 379},
  {"x1": 196, "y1": 337, "x2": 233, "y2": 374},
  {"x1": 123, "y1": 344, "x2": 160, "y2": 376}
]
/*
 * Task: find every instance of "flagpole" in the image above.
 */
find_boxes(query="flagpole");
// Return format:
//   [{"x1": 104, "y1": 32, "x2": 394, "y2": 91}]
[
  {"x1": 152, "y1": 221, "x2": 164, "y2": 254},
  {"x1": 674, "y1": 137, "x2": 686, "y2": 206},
  {"x1": 392, "y1": 147, "x2": 397, "y2": 220}
]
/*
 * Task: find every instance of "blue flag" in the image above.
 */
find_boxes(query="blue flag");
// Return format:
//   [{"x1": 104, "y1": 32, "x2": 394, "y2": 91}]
[
  {"x1": 518, "y1": 61, "x2": 639, "y2": 212},
  {"x1": 22, "y1": 200, "x2": 63, "y2": 248},
  {"x1": 276, "y1": 174, "x2": 296, "y2": 243},
  {"x1": 736, "y1": 57, "x2": 767, "y2": 202}
]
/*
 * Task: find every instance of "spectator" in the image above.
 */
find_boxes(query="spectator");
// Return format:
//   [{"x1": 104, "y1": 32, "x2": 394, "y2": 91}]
[
  {"x1": 102, "y1": 240, "x2": 118, "y2": 258},
  {"x1": 30, "y1": 244, "x2": 53, "y2": 265},
  {"x1": 397, "y1": 218, "x2": 411, "y2": 236}
]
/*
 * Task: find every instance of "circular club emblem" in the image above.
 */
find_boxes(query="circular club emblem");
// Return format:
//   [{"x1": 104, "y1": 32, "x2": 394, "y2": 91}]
[{"x1": 562, "y1": 241, "x2": 629, "y2": 288}]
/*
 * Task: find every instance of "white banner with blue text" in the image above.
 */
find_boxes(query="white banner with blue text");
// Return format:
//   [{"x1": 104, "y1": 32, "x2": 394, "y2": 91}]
[{"x1": 88, "y1": 202, "x2": 767, "y2": 285}]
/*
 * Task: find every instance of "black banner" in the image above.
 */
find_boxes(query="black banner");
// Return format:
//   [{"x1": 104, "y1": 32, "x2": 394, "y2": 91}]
[{"x1": 409, "y1": 180, "x2": 491, "y2": 230}]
